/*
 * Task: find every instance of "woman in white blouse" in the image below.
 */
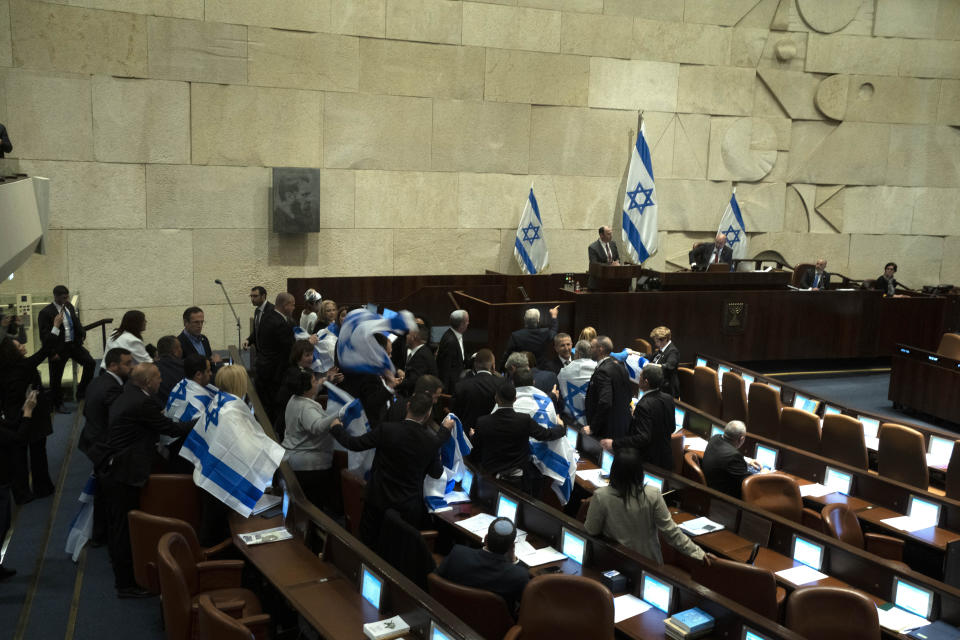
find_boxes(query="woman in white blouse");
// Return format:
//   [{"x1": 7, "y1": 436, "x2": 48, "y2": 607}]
[{"x1": 101, "y1": 310, "x2": 151, "y2": 368}]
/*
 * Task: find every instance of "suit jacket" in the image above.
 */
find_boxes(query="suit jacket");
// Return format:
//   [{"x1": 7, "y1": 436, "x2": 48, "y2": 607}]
[
  {"x1": 472, "y1": 407, "x2": 564, "y2": 476},
  {"x1": 155, "y1": 355, "x2": 184, "y2": 404},
  {"x1": 38, "y1": 302, "x2": 86, "y2": 351},
  {"x1": 501, "y1": 315, "x2": 559, "y2": 368},
  {"x1": 873, "y1": 275, "x2": 901, "y2": 294},
  {"x1": 255, "y1": 309, "x2": 294, "y2": 383},
  {"x1": 80, "y1": 371, "x2": 124, "y2": 466},
  {"x1": 451, "y1": 371, "x2": 501, "y2": 430},
  {"x1": 436, "y1": 328, "x2": 465, "y2": 393},
  {"x1": 542, "y1": 355, "x2": 571, "y2": 375},
  {"x1": 246, "y1": 301, "x2": 275, "y2": 348},
  {"x1": 651, "y1": 342, "x2": 680, "y2": 398},
  {"x1": 104, "y1": 386, "x2": 188, "y2": 486},
  {"x1": 587, "y1": 239, "x2": 620, "y2": 289},
  {"x1": 436, "y1": 545, "x2": 530, "y2": 613},
  {"x1": 178, "y1": 331, "x2": 213, "y2": 359},
  {"x1": 397, "y1": 344, "x2": 439, "y2": 397},
  {"x1": 584, "y1": 357, "x2": 631, "y2": 439},
  {"x1": 0, "y1": 123, "x2": 11, "y2": 157},
  {"x1": 701, "y1": 434, "x2": 750, "y2": 499},
  {"x1": 615, "y1": 390, "x2": 675, "y2": 471},
  {"x1": 689, "y1": 243, "x2": 733, "y2": 271},
  {"x1": 799, "y1": 269, "x2": 831, "y2": 290}
]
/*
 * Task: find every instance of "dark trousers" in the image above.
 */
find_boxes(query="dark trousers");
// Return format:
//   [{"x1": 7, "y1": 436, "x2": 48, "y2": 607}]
[
  {"x1": 0, "y1": 482, "x2": 11, "y2": 557},
  {"x1": 92, "y1": 470, "x2": 107, "y2": 544},
  {"x1": 48, "y1": 343, "x2": 95, "y2": 405},
  {"x1": 12, "y1": 438, "x2": 53, "y2": 502},
  {"x1": 101, "y1": 476, "x2": 140, "y2": 589},
  {"x1": 359, "y1": 497, "x2": 423, "y2": 548}
]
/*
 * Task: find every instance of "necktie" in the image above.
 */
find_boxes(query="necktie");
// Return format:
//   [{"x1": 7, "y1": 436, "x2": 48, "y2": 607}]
[
  {"x1": 254, "y1": 308, "x2": 262, "y2": 341},
  {"x1": 714, "y1": 248, "x2": 720, "y2": 263},
  {"x1": 605, "y1": 243, "x2": 612, "y2": 262},
  {"x1": 63, "y1": 306, "x2": 74, "y2": 342}
]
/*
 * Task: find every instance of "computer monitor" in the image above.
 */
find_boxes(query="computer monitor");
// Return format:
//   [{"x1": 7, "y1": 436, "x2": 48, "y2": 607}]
[
  {"x1": 823, "y1": 467, "x2": 853, "y2": 495},
  {"x1": 674, "y1": 407, "x2": 686, "y2": 433},
  {"x1": 741, "y1": 627, "x2": 772, "y2": 640},
  {"x1": 754, "y1": 444, "x2": 778, "y2": 471},
  {"x1": 893, "y1": 576, "x2": 934, "y2": 620},
  {"x1": 858, "y1": 415, "x2": 880, "y2": 440},
  {"x1": 643, "y1": 472, "x2": 664, "y2": 492},
  {"x1": 641, "y1": 571, "x2": 674, "y2": 614},
  {"x1": 561, "y1": 527, "x2": 586, "y2": 564},
  {"x1": 791, "y1": 534, "x2": 825, "y2": 571},
  {"x1": 793, "y1": 393, "x2": 818, "y2": 414},
  {"x1": 741, "y1": 373, "x2": 755, "y2": 387},
  {"x1": 497, "y1": 493, "x2": 519, "y2": 523},
  {"x1": 696, "y1": 357, "x2": 708, "y2": 368},
  {"x1": 461, "y1": 469, "x2": 474, "y2": 497},
  {"x1": 429, "y1": 621, "x2": 453, "y2": 640},
  {"x1": 360, "y1": 564, "x2": 383, "y2": 609},
  {"x1": 823, "y1": 404, "x2": 841, "y2": 417},
  {"x1": 281, "y1": 488, "x2": 290, "y2": 522},
  {"x1": 717, "y1": 365, "x2": 731, "y2": 390},
  {"x1": 766, "y1": 383, "x2": 781, "y2": 395},
  {"x1": 565, "y1": 426, "x2": 578, "y2": 450},
  {"x1": 601, "y1": 449, "x2": 613, "y2": 476},
  {"x1": 710, "y1": 425, "x2": 724, "y2": 438},
  {"x1": 908, "y1": 495, "x2": 941, "y2": 527},
  {"x1": 928, "y1": 435, "x2": 955, "y2": 462}
]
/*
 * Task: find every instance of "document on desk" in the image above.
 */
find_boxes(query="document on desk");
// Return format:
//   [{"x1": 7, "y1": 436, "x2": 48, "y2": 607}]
[
  {"x1": 613, "y1": 594, "x2": 652, "y2": 623},
  {"x1": 926, "y1": 453, "x2": 950, "y2": 469},
  {"x1": 798, "y1": 483, "x2": 834, "y2": 498},
  {"x1": 881, "y1": 515, "x2": 939, "y2": 533},
  {"x1": 454, "y1": 513, "x2": 496, "y2": 535},
  {"x1": 865, "y1": 436, "x2": 880, "y2": 451},
  {"x1": 679, "y1": 516, "x2": 725, "y2": 536},
  {"x1": 684, "y1": 437, "x2": 708, "y2": 452},
  {"x1": 576, "y1": 468, "x2": 609, "y2": 488},
  {"x1": 515, "y1": 540, "x2": 567, "y2": 567},
  {"x1": 238, "y1": 526, "x2": 293, "y2": 546},
  {"x1": 775, "y1": 565, "x2": 828, "y2": 585},
  {"x1": 877, "y1": 606, "x2": 929, "y2": 633},
  {"x1": 250, "y1": 493, "x2": 282, "y2": 515}
]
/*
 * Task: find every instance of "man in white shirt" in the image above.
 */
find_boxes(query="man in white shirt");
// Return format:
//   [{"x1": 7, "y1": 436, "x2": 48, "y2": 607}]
[{"x1": 38, "y1": 285, "x2": 96, "y2": 411}]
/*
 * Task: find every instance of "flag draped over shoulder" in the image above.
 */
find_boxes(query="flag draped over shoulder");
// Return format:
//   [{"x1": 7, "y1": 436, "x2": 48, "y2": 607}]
[
  {"x1": 557, "y1": 359, "x2": 597, "y2": 426},
  {"x1": 336, "y1": 308, "x2": 416, "y2": 375},
  {"x1": 179, "y1": 391, "x2": 285, "y2": 518},
  {"x1": 64, "y1": 474, "x2": 96, "y2": 561},
  {"x1": 424, "y1": 413, "x2": 472, "y2": 512},
  {"x1": 324, "y1": 381, "x2": 374, "y2": 476},
  {"x1": 293, "y1": 325, "x2": 337, "y2": 372},
  {"x1": 621, "y1": 124, "x2": 658, "y2": 263},
  {"x1": 718, "y1": 191, "x2": 748, "y2": 261},
  {"x1": 164, "y1": 379, "x2": 218, "y2": 422},
  {"x1": 611, "y1": 350, "x2": 649, "y2": 384},
  {"x1": 514, "y1": 188, "x2": 548, "y2": 275},
  {"x1": 512, "y1": 385, "x2": 578, "y2": 504}
]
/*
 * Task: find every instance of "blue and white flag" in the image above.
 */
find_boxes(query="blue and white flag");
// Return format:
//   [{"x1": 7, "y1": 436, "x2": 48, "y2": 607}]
[
  {"x1": 164, "y1": 379, "x2": 218, "y2": 423},
  {"x1": 557, "y1": 359, "x2": 596, "y2": 426},
  {"x1": 180, "y1": 391, "x2": 285, "y2": 517},
  {"x1": 718, "y1": 190, "x2": 748, "y2": 262},
  {"x1": 512, "y1": 385, "x2": 578, "y2": 504},
  {"x1": 514, "y1": 187, "x2": 548, "y2": 275},
  {"x1": 336, "y1": 308, "x2": 416, "y2": 375},
  {"x1": 424, "y1": 413, "x2": 473, "y2": 512},
  {"x1": 621, "y1": 124, "x2": 658, "y2": 263},
  {"x1": 324, "y1": 381, "x2": 374, "y2": 476},
  {"x1": 293, "y1": 325, "x2": 337, "y2": 373},
  {"x1": 611, "y1": 350, "x2": 649, "y2": 385},
  {"x1": 64, "y1": 473, "x2": 96, "y2": 561}
]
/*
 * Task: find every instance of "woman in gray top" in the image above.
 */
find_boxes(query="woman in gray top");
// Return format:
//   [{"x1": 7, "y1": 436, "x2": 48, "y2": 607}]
[
  {"x1": 585, "y1": 448, "x2": 707, "y2": 566},
  {"x1": 282, "y1": 369, "x2": 341, "y2": 514}
]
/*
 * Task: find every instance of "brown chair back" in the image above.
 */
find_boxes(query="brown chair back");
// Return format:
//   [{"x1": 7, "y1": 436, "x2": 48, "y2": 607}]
[
  {"x1": 878, "y1": 423, "x2": 928, "y2": 490},
  {"x1": 197, "y1": 594, "x2": 254, "y2": 640},
  {"x1": 682, "y1": 451, "x2": 706, "y2": 484},
  {"x1": 670, "y1": 431, "x2": 684, "y2": 474},
  {"x1": 129, "y1": 510, "x2": 203, "y2": 594},
  {"x1": 821, "y1": 503, "x2": 865, "y2": 549},
  {"x1": 792, "y1": 263, "x2": 814, "y2": 287},
  {"x1": 720, "y1": 371, "x2": 747, "y2": 423},
  {"x1": 691, "y1": 558, "x2": 779, "y2": 620},
  {"x1": 946, "y1": 443, "x2": 960, "y2": 500},
  {"x1": 633, "y1": 338, "x2": 652, "y2": 355},
  {"x1": 741, "y1": 473, "x2": 803, "y2": 523},
  {"x1": 785, "y1": 586, "x2": 881, "y2": 640},
  {"x1": 140, "y1": 474, "x2": 202, "y2": 530},
  {"x1": 340, "y1": 469, "x2": 366, "y2": 537},
  {"x1": 514, "y1": 574, "x2": 614, "y2": 640},
  {"x1": 575, "y1": 497, "x2": 592, "y2": 523},
  {"x1": 677, "y1": 367, "x2": 695, "y2": 405},
  {"x1": 779, "y1": 407, "x2": 821, "y2": 454},
  {"x1": 820, "y1": 414, "x2": 869, "y2": 470},
  {"x1": 746, "y1": 383, "x2": 781, "y2": 440},
  {"x1": 427, "y1": 573, "x2": 515, "y2": 640},
  {"x1": 157, "y1": 532, "x2": 199, "y2": 640},
  {"x1": 937, "y1": 333, "x2": 960, "y2": 360},
  {"x1": 692, "y1": 366, "x2": 722, "y2": 417}
]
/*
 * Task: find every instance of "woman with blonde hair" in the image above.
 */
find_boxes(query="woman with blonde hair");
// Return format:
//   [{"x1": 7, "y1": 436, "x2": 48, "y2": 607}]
[
  {"x1": 319, "y1": 299, "x2": 338, "y2": 329},
  {"x1": 578, "y1": 326, "x2": 597, "y2": 343},
  {"x1": 214, "y1": 363, "x2": 248, "y2": 399}
]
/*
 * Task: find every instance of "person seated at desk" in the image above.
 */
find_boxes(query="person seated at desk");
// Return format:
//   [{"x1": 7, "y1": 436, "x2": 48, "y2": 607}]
[
  {"x1": 587, "y1": 225, "x2": 620, "y2": 289},
  {"x1": 800, "y1": 258, "x2": 831, "y2": 291},
  {"x1": 701, "y1": 420, "x2": 760, "y2": 500},
  {"x1": 585, "y1": 448, "x2": 708, "y2": 566},
  {"x1": 689, "y1": 233, "x2": 732, "y2": 271},
  {"x1": 648, "y1": 326, "x2": 679, "y2": 399},
  {"x1": 873, "y1": 261, "x2": 905, "y2": 297},
  {"x1": 435, "y1": 517, "x2": 530, "y2": 614},
  {"x1": 599, "y1": 364, "x2": 674, "y2": 472}
]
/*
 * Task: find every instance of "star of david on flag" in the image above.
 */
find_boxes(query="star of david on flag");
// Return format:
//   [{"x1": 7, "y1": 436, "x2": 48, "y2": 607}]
[
  {"x1": 557, "y1": 358, "x2": 596, "y2": 426},
  {"x1": 718, "y1": 190, "x2": 748, "y2": 263},
  {"x1": 621, "y1": 124, "x2": 658, "y2": 263},
  {"x1": 510, "y1": 385, "x2": 578, "y2": 504},
  {"x1": 514, "y1": 187, "x2": 548, "y2": 275}
]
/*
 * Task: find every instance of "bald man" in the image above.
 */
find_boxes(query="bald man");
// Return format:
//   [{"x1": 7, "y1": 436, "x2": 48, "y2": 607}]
[
  {"x1": 255, "y1": 292, "x2": 296, "y2": 421},
  {"x1": 689, "y1": 233, "x2": 733, "y2": 271}
]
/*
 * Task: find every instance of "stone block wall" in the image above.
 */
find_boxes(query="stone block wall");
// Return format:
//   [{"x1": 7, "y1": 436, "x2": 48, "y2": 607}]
[{"x1": 1, "y1": 0, "x2": 959, "y2": 354}]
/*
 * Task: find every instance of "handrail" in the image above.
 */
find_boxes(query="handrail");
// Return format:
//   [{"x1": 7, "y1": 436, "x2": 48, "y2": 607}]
[{"x1": 82, "y1": 317, "x2": 113, "y2": 353}]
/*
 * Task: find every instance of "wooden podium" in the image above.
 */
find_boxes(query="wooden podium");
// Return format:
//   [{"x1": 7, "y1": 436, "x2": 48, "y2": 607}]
[{"x1": 588, "y1": 263, "x2": 645, "y2": 291}]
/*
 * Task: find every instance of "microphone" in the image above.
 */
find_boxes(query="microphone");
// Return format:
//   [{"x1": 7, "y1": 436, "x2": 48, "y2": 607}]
[
  {"x1": 214, "y1": 279, "x2": 243, "y2": 351},
  {"x1": 517, "y1": 286, "x2": 530, "y2": 302},
  {"x1": 214, "y1": 278, "x2": 222, "y2": 285}
]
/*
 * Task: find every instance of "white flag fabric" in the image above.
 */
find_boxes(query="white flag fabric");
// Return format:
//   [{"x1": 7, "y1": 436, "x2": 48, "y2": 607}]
[
  {"x1": 64, "y1": 473, "x2": 96, "y2": 561},
  {"x1": 293, "y1": 325, "x2": 337, "y2": 373},
  {"x1": 324, "y1": 381, "x2": 374, "y2": 476},
  {"x1": 511, "y1": 385, "x2": 578, "y2": 505},
  {"x1": 424, "y1": 413, "x2": 472, "y2": 512},
  {"x1": 164, "y1": 379, "x2": 218, "y2": 422},
  {"x1": 611, "y1": 350, "x2": 649, "y2": 385},
  {"x1": 718, "y1": 191, "x2": 748, "y2": 261},
  {"x1": 336, "y1": 308, "x2": 416, "y2": 375},
  {"x1": 557, "y1": 359, "x2": 597, "y2": 426},
  {"x1": 621, "y1": 125, "x2": 658, "y2": 263},
  {"x1": 179, "y1": 391, "x2": 285, "y2": 517},
  {"x1": 514, "y1": 188, "x2": 548, "y2": 275}
]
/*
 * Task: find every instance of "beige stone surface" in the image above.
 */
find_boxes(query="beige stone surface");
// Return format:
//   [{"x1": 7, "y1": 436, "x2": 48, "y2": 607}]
[
  {"x1": 684, "y1": 0, "x2": 765, "y2": 26},
  {"x1": 332, "y1": 0, "x2": 385, "y2": 37},
  {"x1": 433, "y1": 100, "x2": 530, "y2": 174},
  {"x1": 940, "y1": 81, "x2": 960, "y2": 126},
  {"x1": 814, "y1": 74, "x2": 848, "y2": 121},
  {"x1": 783, "y1": 184, "x2": 812, "y2": 232},
  {"x1": 805, "y1": 34, "x2": 901, "y2": 76},
  {"x1": 313, "y1": 229, "x2": 395, "y2": 276},
  {"x1": 458, "y1": 172, "x2": 535, "y2": 229},
  {"x1": 5, "y1": 70, "x2": 92, "y2": 161},
  {"x1": 92, "y1": 77, "x2": 190, "y2": 164},
  {"x1": 191, "y1": 228, "x2": 289, "y2": 306},
  {"x1": 678, "y1": 66, "x2": 755, "y2": 117},
  {"x1": 734, "y1": 182, "x2": 786, "y2": 233},
  {"x1": 462, "y1": 2, "x2": 561, "y2": 53},
  {"x1": 192, "y1": 84, "x2": 321, "y2": 168},
  {"x1": 248, "y1": 28, "x2": 358, "y2": 92},
  {"x1": 874, "y1": 0, "x2": 937, "y2": 39},
  {"x1": 359, "y1": 39, "x2": 484, "y2": 100},
  {"x1": 520, "y1": 0, "x2": 601, "y2": 12},
  {"x1": 655, "y1": 179, "x2": 733, "y2": 232},
  {"x1": 324, "y1": 92, "x2": 431, "y2": 171},
  {"x1": 603, "y1": 0, "x2": 682, "y2": 22},
  {"x1": 730, "y1": 28, "x2": 768, "y2": 69},
  {"x1": 560, "y1": 12, "x2": 633, "y2": 58},
  {"x1": 899, "y1": 40, "x2": 960, "y2": 80},
  {"x1": 886, "y1": 125, "x2": 960, "y2": 188},
  {"x1": 43, "y1": 0, "x2": 201, "y2": 19},
  {"x1": 0, "y1": 229, "x2": 67, "y2": 296},
  {"x1": 814, "y1": 184, "x2": 845, "y2": 232},
  {"x1": 146, "y1": 165, "x2": 269, "y2": 229},
  {"x1": 911, "y1": 188, "x2": 960, "y2": 236},
  {"x1": 941, "y1": 236, "x2": 960, "y2": 286},
  {"x1": 632, "y1": 19, "x2": 731, "y2": 66},
  {"x1": 587, "y1": 58, "x2": 678, "y2": 112},
  {"x1": 639, "y1": 111, "x2": 675, "y2": 179},
  {"x1": 0, "y1": 0, "x2": 11, "y2": 68},
  {"x1": 319, "y1": 169, "x2": 356, "y2": 230},
  {"x1": 147, "y1": 17, "x2": 247, "y2": 84},
  {"x1": 671, "y1": 114, "x2": 711, "y2": 180},
  {"x1": 395, "y1": 228, "x2": 500, "y2": 275},
  {"x1": 750, "y1": 231, "x2": 850, "y2": 273},
  {"x1": 936, "y1": 1, "x2": 960, "y2": 40},
  {"x1": 386, "y1": 0, "x2": 461, "y2": 45},
  {"x1": 757, "y1": 69, "x2": 825, "y2": 120},
  {"x1": 204, "y1": 0, "x2": 330, "y2": 32},
  {"x1": 355, "y1": 171, "x2": 458, "y2": 229},
  {"x1": 486, "y1": 49, "x2": 588, "y2": 107},
  {"x1": 840, "y1": 186, "x2": 916, "y2": 234},
  {"x1": 795, "y1": 0, "x2": 861, "y2": 33},
  {"x1": 788, "y1": 0, "x2": 874, "y2": 36},
  {"x1": 788, "y1": 121, "x2": 889, "y2": 186},
  {"x1": 707, "y1": 117, "x2": 778, "y2": 182},
  {"x1": 841, "y1": 76, "x2": 940, "y2": 124},
  {"x1": 551, "y1": 175, "x2": 622, "y2": 229},
  {"x1": 495, "y1": 228, "x2": 598, "y2": 275},
  {"x1": 848, "y1": 234, "x2": 942, "y2": 284},
  {"x1": 757, "y1": 32, "x2": 808, "y2": 72},
  {"x1": 529, "y1": 107, "x2": 637, "y2": 177}
]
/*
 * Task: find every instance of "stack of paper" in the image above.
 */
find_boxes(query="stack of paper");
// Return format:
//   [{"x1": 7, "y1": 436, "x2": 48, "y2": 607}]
[
  {"x1": 455, "y1": 513, "x2": 496, "y2": 535},
  {"x1": 881, "y1": 515, "x2": 938, "y2": 533},
  {"x1": 799, "y1": 483, "x2": 833, "y2": 498},
  {"x1": 683, "y1": 437, "x2": 708, "y2": 452},
  {"x1": 877, "y1": 606, "x2": 929, "y2": 633},
  {"x1": 576, "y1": 468, "x2": 609, "y2": 488},
  {"x1": 613, "y1": 594, "x2": 652, "y2": 623},
  {"x1": 678, "y1": 517, "x2": 724, "y2": 536},
  {"x1": 238, "y1": 526, "x2": 293, "y2": 546},
  {"x1": 775, "y1": 565, "x2": 827, "y2": 586},
  {"x1": 515, "y1": 540, "x2": 567, "y2": 567}
]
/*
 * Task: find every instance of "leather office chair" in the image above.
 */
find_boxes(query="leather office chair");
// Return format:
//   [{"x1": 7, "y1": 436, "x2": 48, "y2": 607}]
[
  {"x1": 670, "y1": 431, "x2": 684, "y2": 474},
  {"x1": 633, "y1": 338, "x2": 652, "y2": 355},
  {"x1": 746, "y1": 383, "x2": 781, "y2": 440},
  {"x1": 937, "y1": 332, "x2": 960, "y2": 360},
  {"x1": 691, "y1": 557, "x2": 784, "y2": 621},
  {"x1": 779, "y1": 407, "x2": 821, "y2": 454},
  {"x1": 376, "y1": 509, "x2": 437, "y2": 590},
  {"x1": 129, "y1": 510, "x2": 231, "y2": 594},
  {"x1": 785, "y1": 586, "x2": 880, "y2": 640},
  {"x1": 820, "y1": 414, "x2": 869, "y2": 470},
  {"x1": 720, "y1": 371, "x2": 747, "y2": 423},
  {"x1": 821, "y1": 503, "x2": 906, "y2": 565},
  {"x1": 140, "y1": 474, "x2": 203, "y2": 530},
  {"x1": 683, "y1": 451, "x2": 706, "y2": 485},
  {"x1": 157, "y1": 532, "x2": 267, "y2": 640},
  {"x1": 741, "y1": 473, "x2": 821, "y2": 529},
  {"x1": 575, "y1": 497, "x2": 592, "y2": 523},
  {"x1": 877, "y1": 423, "x2": 928, "y2": 490},
  {"x1": 692, "y1": 366, "x2": 722, "y2": 418},
  {"x1": 946, "y1": 444, "x2": 960, "y2": 500},
  {"x1": 503, "y1": 574, "x2": 614, "y2": 640},
  {"x1": 427, "y1": 573, "x2": 514, "y2": 640},
  {"x1": 196, "y1": 593, "x2": 268, "y2": 640},
  {"x1": 791, "y1": 263, "x2": 815, "y2": 288},
  {"x1": 340, "y1": 468, "x2": 365, "y2": 537},
  {"x1": 677, "y1": 367, "x2": 695, "y2": 405}
]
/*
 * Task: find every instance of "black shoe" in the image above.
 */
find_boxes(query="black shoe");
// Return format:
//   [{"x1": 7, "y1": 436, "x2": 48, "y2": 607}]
[
  {"x1": 0, "y1": 566, "x2": 16, "y2": 581},
  {"x1": 116, "y1": 586, "x2": 154, "y2": 599}
]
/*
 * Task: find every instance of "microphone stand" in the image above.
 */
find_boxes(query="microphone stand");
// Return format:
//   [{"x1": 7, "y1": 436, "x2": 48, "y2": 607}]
[{"x1": 215, "y1": 279, "x2": 242, "y2": 354}]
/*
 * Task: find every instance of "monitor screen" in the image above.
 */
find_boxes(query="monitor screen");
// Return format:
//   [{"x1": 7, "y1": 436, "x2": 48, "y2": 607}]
[
  {"x1": 766, "y1": 383, "x2": 781, "y2": 395},
  {"x1": 674, "y1": 407, "x2": 685, "y2": 433},
  {"x1": 360, "y1": 564, "x2": 383, "y2": 609},
  {"x1": 718, "y1": 365, "x2": 731, "y2": 390},
  {"x1": 565, "y1": 427, "x2": 578, "y2": 450},
  {"x1": 928, "y1": 435, "x2": 955, "y2": 461},
  {"x1": 741, "y1": 373, "x2": 755, "y2": 387},
  {"x1": 711, "y1": 425, "x2": 724, "y2": 438},
  {"x1": 461, "y1": 469, "x2": 474, "y2": 496},
  {"x1": 641, "y1": 571, "x2": 673, "y2": 614},
  {"x1": 858, "y1": 416, "x2": 880, "y2": 439},
  {"x1": 741, "y1": 628, "x2": 771, "y2": 640},
  {"x1": 908, "y1": 495, "x2": 941, "y2": 527},
  {"x1": 696, "y1": 357, "x2": 708, "y2": 368},
  {"x1": 893, "y1": 576, "x2": 933, "y2": 620},
  {"x1": 823, "y1": 404, "x2": 841, "y2": 416},
  {"x1": 643, "y1": 473, "x2": 664, "y2": 492},
  {"x1": 281, "y1": 489, "x2": 290, "y2": 521},
  {"x1": 601, "y1": 449, "x2": 613, "y2": 475},
  {"x1": 497, "y1": 493, "x2": 518, "y2": 523},
  {"x1": 561, "y1": 527, "x2": 586, "y2": 564},
  {"x1": 823, "y1": 467, "x2": 853, "y2": 495},
  {"x1": 793, "y1": 393, "x2": 818, "y2": 414},
  {"x1": 754, "y1": 445, "x2": 778, "y2": 471},
  {"x1": 792, "y1": 534, "x2": 824, "y2": 570},
  {"x1": 429, "y1": 621, "x2": 453, "y2": 640}
]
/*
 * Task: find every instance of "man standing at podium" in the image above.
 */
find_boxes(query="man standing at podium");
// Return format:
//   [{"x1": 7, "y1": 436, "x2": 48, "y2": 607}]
[{"x1": 587, "y1": 226, "x2": 620, "y2": 290}]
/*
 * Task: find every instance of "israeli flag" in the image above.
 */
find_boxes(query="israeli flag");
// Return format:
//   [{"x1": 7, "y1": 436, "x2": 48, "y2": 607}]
[
  {"x1": 64, "y1": 473, "x2": 96, "y2": 561},
  {"x1": 180, "y1": 391, "x2": 285, "y2": 518},
  {"x1": 164, "y1": 379, "x2": 218, "y2": 423},
  {"x1": 424, "y1": 413, "x2": 473, "y2": 512},
  {"x1": 336, "y1": 308, "x2": 416, "y2": 375},
  {"x1": 512, "y1": 385, "x2": 578, "y2": 505},
  {"x1": 324, "y1": 381, "x2": 374, "y2": 476},
  {"x1": 611, "y1": 350, "x2": 649, "y2": 384},
  {"x1": 293, "y1": 325, "x2": 337, "y2": 373},
  {"x1": 718, "y1": 190, "x2": 748, "y2": 262},
  {"x1": 557, "y1": 359, "x2": 597, "y2": 426},
  {"x1": 621, "y1": 124, "x2": 658, "y2": 263},
  {"x1": 514, "y1": 187, "x2": 548, "y2": 275}
]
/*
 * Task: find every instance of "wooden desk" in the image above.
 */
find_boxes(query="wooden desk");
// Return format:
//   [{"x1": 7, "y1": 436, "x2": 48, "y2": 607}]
[
  {"x1": 890, "y1": 345, "x2": 960, "y2": 425},
  {"x1": 645, "y1": 268, "x2": 792, "y2": 291}
]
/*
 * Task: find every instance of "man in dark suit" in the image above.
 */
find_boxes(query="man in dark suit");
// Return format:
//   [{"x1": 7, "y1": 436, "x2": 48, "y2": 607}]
[
  {"x1": 101, "y1": 363, "x2": 190, "y2": 598},
  {"x1": 0, "y1": 122, "x2": 11, "y2": 157},
  {"x1": 242, "y1": 286, "x2": 273, "y2": 364},
  {"x1": 502, "y1": 306, "x2": 559, "y2": 368},
  {"x1": 436, "y1": 517, "x2": 530, "y2": 614},
  {"x1": 436, "y1": 309, "x2": 469, "y2": 393},
  {"x1": 587, "y1": 225, "x2": 620, "y2": 290},
  {"x1": 154, "y1": 335, "x2": 183, "y2": 404},
  {"x1": 397, "y1": 317, "x2": 438, "y2": 397},
  {"x1": 649, "y1": 326, "x2": 680, "y2": 398},
  {"x1": 701, "y1": 420, "x2": 759, "y2": 499},
  {"x1": 178, "y1": 306, "x2": 223, "y2": 366},
  {"x1": 689, "y1": 233, "x2": 733, "y2": 271},
  {"x1": 38, "y1": 284, "x2": 96, "y2": 411},
  {"x1": 332, "y1": 392, "x2": 453, "y2": 546},
  {"x1": 543, "y1": 333, "x2": 573, "y2": 374},
  {"x1": 799, "y1": 258, "x2": 831, "y2": 290},
  {"x1": 254, "y1": 292, "x2": 295, "y2": 422},
  {"x1": 599, "y1": 364, "x2": 674, "y2": 471},
  {"x1": 451, "y1": 348, "x2": 500, "y2": 430},
  {"x1": 583, "y1": 336, "x2": 631, "y2": 440}
]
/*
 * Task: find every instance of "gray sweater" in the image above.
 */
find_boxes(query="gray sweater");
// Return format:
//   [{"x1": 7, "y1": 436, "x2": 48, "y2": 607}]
[{"x1": 282, "y1": 395, "x2": 338, "y2": 471}]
